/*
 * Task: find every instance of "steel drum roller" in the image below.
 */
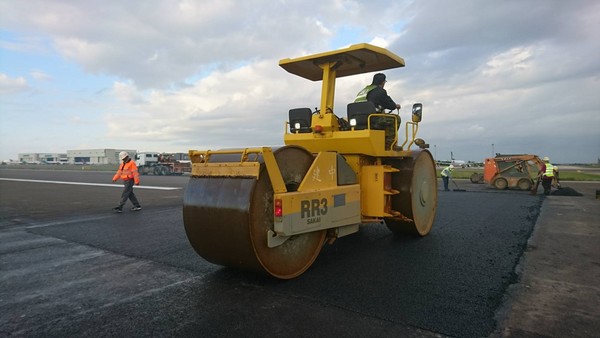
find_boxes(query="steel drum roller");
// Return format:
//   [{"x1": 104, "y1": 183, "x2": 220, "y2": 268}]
[
  {"x1": 385, "y1": 150, "x2": 437, "y2": 236},
  {"x1": 183, "y1": 146, "x2": 326, "y2": 279}
]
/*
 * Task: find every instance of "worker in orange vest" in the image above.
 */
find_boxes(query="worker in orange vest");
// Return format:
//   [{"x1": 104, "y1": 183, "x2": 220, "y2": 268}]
[{"x1": 112, "y1": 151, "x2": 141, "y2": 213}]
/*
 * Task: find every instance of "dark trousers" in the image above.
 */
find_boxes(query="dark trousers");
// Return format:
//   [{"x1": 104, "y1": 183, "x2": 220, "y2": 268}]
[
  {"x1": 542, "y1": 177, "x2": 553, "y2": 195},
  {"x1": 119, "y1": 179, "x2": 140, "y2": 208},
  {"x1": 442, "y1": 176, "x2": 449, "y2": 191}
]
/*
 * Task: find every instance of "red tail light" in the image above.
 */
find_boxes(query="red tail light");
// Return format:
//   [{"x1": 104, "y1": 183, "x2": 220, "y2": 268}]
[{"x1": 274, "y1": 199, "x2": 283, "y2": 217}]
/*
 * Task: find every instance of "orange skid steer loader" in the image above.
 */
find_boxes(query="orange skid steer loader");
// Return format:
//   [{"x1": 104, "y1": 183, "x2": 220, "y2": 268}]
[{"x1": 470, "y1": 154, "x2": 544, "y2": 191}]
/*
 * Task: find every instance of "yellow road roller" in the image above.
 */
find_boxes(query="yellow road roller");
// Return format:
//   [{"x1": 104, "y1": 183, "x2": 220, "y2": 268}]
[{"x1": 183, "y1": 43, "x2": 437, "y2": 279}]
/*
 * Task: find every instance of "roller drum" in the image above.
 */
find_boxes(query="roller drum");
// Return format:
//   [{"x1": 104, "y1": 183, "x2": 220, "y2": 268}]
[
  {"x1": 183, "y1": 146, "x2": 325, "y2": 279},
  {"x1": 384, "y1": 150, "x2": 438, "y2": 236}
]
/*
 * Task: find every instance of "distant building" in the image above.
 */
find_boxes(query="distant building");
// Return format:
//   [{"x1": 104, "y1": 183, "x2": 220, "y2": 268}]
[
  {"x1": 66, "y1": 149, "x2": 137, "y2": 165},
  {"x1": 18, "y1": 153, "x2": 67, "y2": 164}
]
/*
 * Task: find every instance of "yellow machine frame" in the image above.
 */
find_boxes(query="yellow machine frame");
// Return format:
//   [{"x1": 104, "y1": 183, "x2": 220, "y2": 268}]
[{"x1": 190, "y1": 43, "x2": 429, "y2": 227}]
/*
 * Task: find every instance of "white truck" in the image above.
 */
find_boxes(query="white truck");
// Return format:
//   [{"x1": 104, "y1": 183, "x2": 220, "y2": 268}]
[{"x1": 135, "y1": 152, "x2": 191, "y2": 176}]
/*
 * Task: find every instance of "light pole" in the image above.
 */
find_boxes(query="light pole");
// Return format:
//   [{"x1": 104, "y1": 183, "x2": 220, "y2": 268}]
[
  {"x1": 434, "y1": 145, "x2": 437, "y2": 159},
  {"x1": 492, "y1": 143, "x2": 495, "y2": 157}
]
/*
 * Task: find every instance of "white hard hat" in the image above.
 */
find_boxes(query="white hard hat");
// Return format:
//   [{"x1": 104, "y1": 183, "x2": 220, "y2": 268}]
[
  {"x1": 543, "y1": 156, "x2": 550, "y2": 162},
  {"x1": 449, "y1": 164, "x2": 454, "y2": 169},
  {"x1": 119, "y1": 151, "x2": 129, "y2": 160}
]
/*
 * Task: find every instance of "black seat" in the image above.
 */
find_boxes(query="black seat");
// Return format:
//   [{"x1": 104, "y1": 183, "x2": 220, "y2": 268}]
[
  {"x1": 347, "y1": 101, "x2": 377, "y2": 130},
  {"x1": 289, "y1": 108, "x2": 312, "y2": 133}
]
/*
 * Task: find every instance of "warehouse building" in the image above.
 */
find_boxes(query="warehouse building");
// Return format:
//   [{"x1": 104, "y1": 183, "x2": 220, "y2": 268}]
[
  {"x1": 66, "y1": 149, "x2": 137, "y2": 165},
  {"x1": 18, "y1": 153, "x2": 68, "y2": 164}
]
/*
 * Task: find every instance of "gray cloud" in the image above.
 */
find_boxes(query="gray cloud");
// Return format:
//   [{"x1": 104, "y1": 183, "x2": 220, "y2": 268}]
[{"x1": 1, "y1": 0, "x2": 598, "y2": 163}]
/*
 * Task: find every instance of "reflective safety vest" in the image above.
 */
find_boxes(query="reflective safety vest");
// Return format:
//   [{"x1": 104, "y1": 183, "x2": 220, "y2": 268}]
[
  {"x1": 441, "y1": 166, "x2": 453, "y2": 177},
  {"x1": 113, "y1": 160, "x2": 140, "y2": 184},
  {"x1": 355, "y1": 85, "x2": 377, "y2": 102},
  {"x1": 544, "y1": 163, "x2": 554, "y2": 177}
]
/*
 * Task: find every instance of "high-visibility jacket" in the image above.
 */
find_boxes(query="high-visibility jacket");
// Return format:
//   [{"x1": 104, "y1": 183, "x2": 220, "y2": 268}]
[
  {"x1": 355, "y1": 85, "x2": 377, "y2": 102},
  {"x1": 441, "y1": 166, "x2": 454, "y2": 177},
  {"x1": 113, "y1": 160, "x2": 140, "y2": 184},
  {"x1": 544, "y1": 163, "x2": 554, "y2": 178}
]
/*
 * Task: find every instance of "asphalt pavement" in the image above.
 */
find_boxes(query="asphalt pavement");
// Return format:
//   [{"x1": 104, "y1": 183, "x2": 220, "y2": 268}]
[
  {"x1": 494, "y1": 181, "x2": 600, "y2": 337},
  {"x1": 0, "y1": 168, "x2": 598, "y2": 337}
]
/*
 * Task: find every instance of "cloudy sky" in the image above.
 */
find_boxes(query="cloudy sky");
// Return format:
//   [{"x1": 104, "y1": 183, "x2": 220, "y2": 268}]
[{"x1": 1, "y1": 0, "x2": 599, "y2": 163}]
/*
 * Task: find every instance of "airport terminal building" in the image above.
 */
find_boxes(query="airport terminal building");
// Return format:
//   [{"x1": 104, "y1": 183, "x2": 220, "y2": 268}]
[
  {"x1": 18, "y1": 149, "x2": 136, "y2": 165},
  {"x1": 18, "y1": 153, "x2": 68, "y2": 164},
  {"x1": 66, "y1": 149, "x2": 137, "y2": 165}
]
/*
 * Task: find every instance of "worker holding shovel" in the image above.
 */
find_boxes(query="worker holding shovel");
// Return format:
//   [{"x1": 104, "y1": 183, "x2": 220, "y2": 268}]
[
  {"x1": 441, "y1": 164, "x2": 454, "y2": 191},
  {"x1": 539, "y1": 156, "x2": 557, "y2": 195}
]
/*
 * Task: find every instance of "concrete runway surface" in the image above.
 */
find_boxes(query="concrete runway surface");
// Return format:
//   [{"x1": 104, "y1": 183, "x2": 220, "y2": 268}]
[{"x1": 1, "y1": 168, "x2": 598, "y2": 337}]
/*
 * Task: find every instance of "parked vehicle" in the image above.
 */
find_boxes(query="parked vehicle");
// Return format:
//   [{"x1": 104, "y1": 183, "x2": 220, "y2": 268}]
[{"x1": 135, "y1": 152, "x2": 191, "y2": 176}]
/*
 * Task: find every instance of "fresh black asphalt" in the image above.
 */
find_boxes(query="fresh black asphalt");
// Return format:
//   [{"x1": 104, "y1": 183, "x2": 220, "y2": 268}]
[{"x1": 1, "y1": 169, "x2": 543, "y2": 337}]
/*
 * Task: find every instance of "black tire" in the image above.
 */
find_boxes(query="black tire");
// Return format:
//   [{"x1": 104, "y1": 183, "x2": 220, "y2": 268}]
[
  {"x1": 517, "y1": 178, "x2": 532, "y2": 191},
  {"x1": 470, "y1": 173, "x2": 482, "y2": 183},
  {"x1": 493, "y1": 177, "x2": 508, "y2": 190}
]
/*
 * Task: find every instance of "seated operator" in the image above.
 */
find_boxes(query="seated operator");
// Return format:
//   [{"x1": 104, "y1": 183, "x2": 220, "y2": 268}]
[
  {"x1": 355, "y1": 73, "x2": 402, "y2": 149},
  {"x1": 355, "y1": 73, "x2": 401, "y2": 112}
]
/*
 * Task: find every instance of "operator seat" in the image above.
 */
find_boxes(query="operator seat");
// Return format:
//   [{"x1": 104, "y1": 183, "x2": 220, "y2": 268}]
[
  {"x1": 347, "y1": 101, "x2": 377, "y2": 130},
  {"x1": 289, "y1": 108, "x2": 313, "y2": 133}
]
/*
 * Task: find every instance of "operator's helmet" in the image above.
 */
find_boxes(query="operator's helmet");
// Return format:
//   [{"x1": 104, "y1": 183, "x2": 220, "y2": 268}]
[
  {"x1": 449, "y1": 164, "x2": 454, "y2": 169},
  {"x1": 543, "y1": 156, "x2": 550, "y2": 162},
  {"x1": 119, "y1": 151, "x2": 129, "y2": 160}
]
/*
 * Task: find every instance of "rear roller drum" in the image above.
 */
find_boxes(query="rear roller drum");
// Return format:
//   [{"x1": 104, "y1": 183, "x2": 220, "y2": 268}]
[
  {"x1": 384, "y1": 150, "x2": 438, "y2": 236},
  {"x1": 183, "y1": 146, "x2": 325, "y2": 279}
]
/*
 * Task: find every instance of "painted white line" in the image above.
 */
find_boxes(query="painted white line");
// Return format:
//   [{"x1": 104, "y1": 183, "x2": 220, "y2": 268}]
[
  {"x1": 26, "y1": 215, "x2": 114, "y2": 229},
  {"x1": 0, "y1": 178, "x2": 181, "y2": 190}
]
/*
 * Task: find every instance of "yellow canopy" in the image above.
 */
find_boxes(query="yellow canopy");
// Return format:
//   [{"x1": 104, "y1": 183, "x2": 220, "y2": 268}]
[{"x1": 279, "y1": 43, "x2": 405, "y2": 81}]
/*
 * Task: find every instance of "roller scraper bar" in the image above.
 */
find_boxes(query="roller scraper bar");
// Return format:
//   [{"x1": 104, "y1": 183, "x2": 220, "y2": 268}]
[{"x1": 188, "y1": 147, "x2": 287, "y2": 193}]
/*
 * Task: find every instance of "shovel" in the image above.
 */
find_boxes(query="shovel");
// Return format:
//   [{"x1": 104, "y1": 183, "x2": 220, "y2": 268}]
[
  {"x1": 452, "y1": 179, "x2": 466, "y2": 192},
  {"x1": 530, "y1": 175, "x2": 541, "y2": 195}
]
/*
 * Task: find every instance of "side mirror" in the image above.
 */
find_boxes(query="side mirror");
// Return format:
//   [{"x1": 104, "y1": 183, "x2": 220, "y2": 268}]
[{"x1": 412, "y1": 103, "x2": 423, "y2": 122}]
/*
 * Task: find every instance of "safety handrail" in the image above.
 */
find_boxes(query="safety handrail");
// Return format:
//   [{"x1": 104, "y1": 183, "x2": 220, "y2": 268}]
[{"x1": 400, "y1": 121, "x2": 419, "y2": 151}]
